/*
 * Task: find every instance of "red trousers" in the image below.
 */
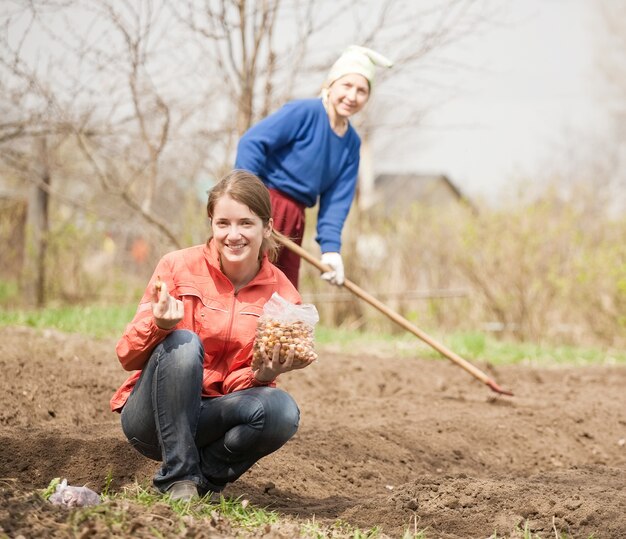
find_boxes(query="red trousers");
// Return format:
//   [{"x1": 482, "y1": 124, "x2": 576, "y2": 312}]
[{"x1": 269, "y1": 188, "x2": 306, "y2": 289}]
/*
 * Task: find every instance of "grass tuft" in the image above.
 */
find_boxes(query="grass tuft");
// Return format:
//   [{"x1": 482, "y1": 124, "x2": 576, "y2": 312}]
[
  {"x1": 40, "y1": 477, "x2": 61, "y2": 500},
  {"x1": 37, "y1": 478, "x2": 413, "y2": 538}
]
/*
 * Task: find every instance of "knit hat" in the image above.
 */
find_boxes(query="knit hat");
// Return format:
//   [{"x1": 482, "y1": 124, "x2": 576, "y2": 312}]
[{"x1": 325, "y1": 45, "x2": 393, "y2": 89}]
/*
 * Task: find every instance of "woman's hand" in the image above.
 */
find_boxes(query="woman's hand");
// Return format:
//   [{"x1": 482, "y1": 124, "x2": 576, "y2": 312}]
[
  {"x1": 253, "y1": 341, "x2": 316, "y2": 383},
  {"x1": 151, "y1": 278, "x2": 184, "y2": 330}
]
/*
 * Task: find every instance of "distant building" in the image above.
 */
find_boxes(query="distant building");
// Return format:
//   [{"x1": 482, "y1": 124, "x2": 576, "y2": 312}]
[
  {"x1": 377, "y1": 172, "x2": 464, "y2": 206},
  {"x1": 362, "y1": 172, "x2": 476, "y2": 214},
  {"x1": 356, "y1": 138, "x2": 476, "y2": 213}
]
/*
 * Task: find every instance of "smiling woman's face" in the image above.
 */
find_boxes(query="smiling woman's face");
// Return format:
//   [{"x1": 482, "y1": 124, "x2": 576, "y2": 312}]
[
  {"x1": 211, "y1": 194, "x2": 271, "y2": 272},
  {"x1": 327, "y1": 73, "x2": 370, "y2": 119}
]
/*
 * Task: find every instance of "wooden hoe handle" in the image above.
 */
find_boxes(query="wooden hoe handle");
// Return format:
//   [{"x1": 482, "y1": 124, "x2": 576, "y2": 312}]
[{"x1": 273, "y1": 231, "x2": 513, "y2": 397}]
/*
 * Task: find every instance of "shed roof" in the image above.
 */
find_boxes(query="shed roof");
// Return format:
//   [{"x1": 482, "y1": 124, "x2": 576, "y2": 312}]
[{"x1": 372, "y1": 173, "x2": 473, "y2": 210}]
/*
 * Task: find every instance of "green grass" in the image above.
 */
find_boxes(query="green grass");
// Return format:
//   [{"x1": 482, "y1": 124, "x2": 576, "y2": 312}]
[
  {"x1": 316, "y1": 326, "x2": 626, "y2": 366},
  {"x1": 39, "y1": 478, "x2": 412, "y2": 539},
  {"x1": 1, "y1": 304, "x2": 624, "y2": 366},
  {"x1": 42, "y1": 479, "x2": 280, "y2": 536},
  {"x1": 0, "y1": 304, "x2": 136, "y2": 339}
]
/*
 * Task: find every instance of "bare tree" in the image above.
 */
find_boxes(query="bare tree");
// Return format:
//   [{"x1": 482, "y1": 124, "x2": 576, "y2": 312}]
[
  {"x1": 595, "y1": 2, "x2": 626, "y2": 137},
  {"x1": 2, "y1": 1, "x2": 203, "y2": 247},
  {"x1": 1, "y1": 0, "x2": 498, "y2": 304},
  {"x1": 22, "y1": 137, "x2": 50, "y2": 305},
  {"x1": 588, "y1": 1, "x2": 626, "y2": 211}
]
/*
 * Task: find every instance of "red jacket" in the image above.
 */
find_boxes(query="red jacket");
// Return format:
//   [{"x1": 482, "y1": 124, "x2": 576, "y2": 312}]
[{"x1": 110, "y1": 239, "x2": 301, "y2": 412}]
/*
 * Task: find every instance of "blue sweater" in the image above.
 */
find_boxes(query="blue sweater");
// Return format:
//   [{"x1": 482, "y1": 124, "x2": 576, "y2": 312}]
[{"x1": 235, "y1": 98, "x2": 361, "y2": 253}]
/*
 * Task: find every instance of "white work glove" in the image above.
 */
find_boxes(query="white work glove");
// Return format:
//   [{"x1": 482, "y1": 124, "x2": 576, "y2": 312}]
[{"x1": 320, "y1": 252, "x2": 345, "y2": 286}]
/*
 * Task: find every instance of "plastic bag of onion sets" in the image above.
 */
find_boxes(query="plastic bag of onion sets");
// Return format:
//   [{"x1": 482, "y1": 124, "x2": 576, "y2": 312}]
[
  {"x1": 252, "y1": 293, "x2": 319, "y2": 369},
  {"x1": 49, "y1": 479, "x2": 101, "y2": 508}
]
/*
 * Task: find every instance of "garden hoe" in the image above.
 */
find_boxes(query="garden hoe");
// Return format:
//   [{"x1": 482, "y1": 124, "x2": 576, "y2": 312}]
[{"x1": 273, "y1": 231, "x2": 514, "y2": 397}]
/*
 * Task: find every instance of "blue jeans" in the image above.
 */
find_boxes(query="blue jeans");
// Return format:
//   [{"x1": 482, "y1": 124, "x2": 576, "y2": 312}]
[{"x1": 120, "y1": 330, "x2": 300, "y2": 494}]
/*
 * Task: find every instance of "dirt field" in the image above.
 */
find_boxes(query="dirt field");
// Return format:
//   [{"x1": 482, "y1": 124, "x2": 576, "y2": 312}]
[{"x1": 0, "y1": 325, "x2": 624, "y2": 538}]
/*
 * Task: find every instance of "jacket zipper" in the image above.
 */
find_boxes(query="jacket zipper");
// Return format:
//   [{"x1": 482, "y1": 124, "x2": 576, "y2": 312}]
[
  {"x1": 215, "y1": 275, "x2": 261, "y2": 364},
  {"x1": 219, "y1": 291, "x2": 237, "y2": 362}
]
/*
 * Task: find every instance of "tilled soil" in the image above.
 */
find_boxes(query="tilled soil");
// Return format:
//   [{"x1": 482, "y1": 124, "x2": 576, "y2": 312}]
[{"x1": 0, "y1": 325, "x2": 624, "y2": 538}]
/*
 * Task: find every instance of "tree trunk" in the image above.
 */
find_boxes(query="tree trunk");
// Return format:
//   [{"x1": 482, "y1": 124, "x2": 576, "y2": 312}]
[{"x1": 23, "y1": 137, "x2": 50, "y2": 307}]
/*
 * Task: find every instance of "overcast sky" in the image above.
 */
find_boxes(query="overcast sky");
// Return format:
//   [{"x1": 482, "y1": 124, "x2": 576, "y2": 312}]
[
  {"x1": 376, "y1": 0, "x2": 610, "y2": 203},
  {"x1": 3, "y1": 0, "x2": 613, "y2": 206}
]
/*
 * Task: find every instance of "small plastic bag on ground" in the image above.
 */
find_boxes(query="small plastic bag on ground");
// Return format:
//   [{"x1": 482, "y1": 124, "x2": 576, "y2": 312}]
[
  {"x1": 49, "y1": 478, "x2": 101, "y2": 508},
  {"x1": 252, "y1": 292, "x2": 319, "y2": 369}
]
